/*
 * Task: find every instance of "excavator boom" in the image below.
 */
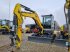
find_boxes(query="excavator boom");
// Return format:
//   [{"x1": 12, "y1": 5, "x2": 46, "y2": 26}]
[{"x1": 13, "y1": 3, "x2": 43, "y2": 48}]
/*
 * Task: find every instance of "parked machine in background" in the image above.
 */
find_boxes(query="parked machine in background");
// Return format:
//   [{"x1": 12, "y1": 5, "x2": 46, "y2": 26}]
[
  {"x1": 0, "y1": 19, "x2": 11, "y2": 34},
  {"x1": 25, "y1": 26, "x2": 31, "y2": 33}
]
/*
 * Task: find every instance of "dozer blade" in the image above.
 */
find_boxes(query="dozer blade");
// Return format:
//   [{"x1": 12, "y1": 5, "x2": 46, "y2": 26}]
[{"x1": 28, "y1": 35, "x2": 67, "y2": 47}]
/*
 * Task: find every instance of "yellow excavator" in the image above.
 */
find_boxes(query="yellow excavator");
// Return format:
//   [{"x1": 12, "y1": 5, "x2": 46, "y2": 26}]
[
  {"x1": 11, "y1": 3, "x2": 43, "y2": 48},
  {"x1": 10, "y1": 0, "x2": 70, "y2": 51},
  {"x1": 0, "y1": 19, "x2": 10, "y2": 34}
]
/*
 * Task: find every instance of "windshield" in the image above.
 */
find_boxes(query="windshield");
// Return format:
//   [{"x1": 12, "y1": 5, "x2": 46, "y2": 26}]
[
  {"x1": 2, "y1": 20, "x2": 6, "y2": 25},
  {"x1": 42, "y1": 15, "x2": 52, "y2": 29},
  {"x1": 45, "y1": 18, "x2": 51, "y2": 25}
]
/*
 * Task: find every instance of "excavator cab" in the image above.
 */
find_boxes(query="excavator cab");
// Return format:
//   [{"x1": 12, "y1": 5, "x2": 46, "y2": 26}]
[
  {"x1": 42, "y1": 14, "x2": 54, "y2": 35},
  {"x1": 42, "y1": 14, "x2": 54, "y2": 29},
  {"x1": 2, "y1": 20, "x2": 9, "y2": 26}
]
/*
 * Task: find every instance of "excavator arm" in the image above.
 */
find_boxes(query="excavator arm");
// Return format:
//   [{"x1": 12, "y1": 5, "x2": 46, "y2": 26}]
[
  {"x1": 21, "y1": 12, "x2": 43, "y2": 33},
  {"x1": 13, "y1": 3, "x2": 43, "y2": 33},
  {"x1": 13, "y1": 3, "x2": 43, "y2": 48}
]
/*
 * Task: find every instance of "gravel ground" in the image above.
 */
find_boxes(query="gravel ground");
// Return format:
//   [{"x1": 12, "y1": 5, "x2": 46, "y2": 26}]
[
  {"x1": 0, "y1": 33, "x2": 68, "y2": 52},
  {"x1": 0, "y1": 35, "x2": 10, "y2": 47}
]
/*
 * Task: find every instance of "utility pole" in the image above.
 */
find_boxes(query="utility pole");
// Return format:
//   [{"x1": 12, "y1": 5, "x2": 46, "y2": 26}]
[{"x1": 9, "y1": 0, "x2": 10, "y2": 18}]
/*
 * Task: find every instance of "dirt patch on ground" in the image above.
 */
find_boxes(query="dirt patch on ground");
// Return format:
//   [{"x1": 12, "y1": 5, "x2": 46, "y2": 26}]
[
  {"x1": 0, "y1": 41, "x2": 68, "y2": 52},
  {"x1": 0, "y1": 34, "x2": 68, "y2": 52}
]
